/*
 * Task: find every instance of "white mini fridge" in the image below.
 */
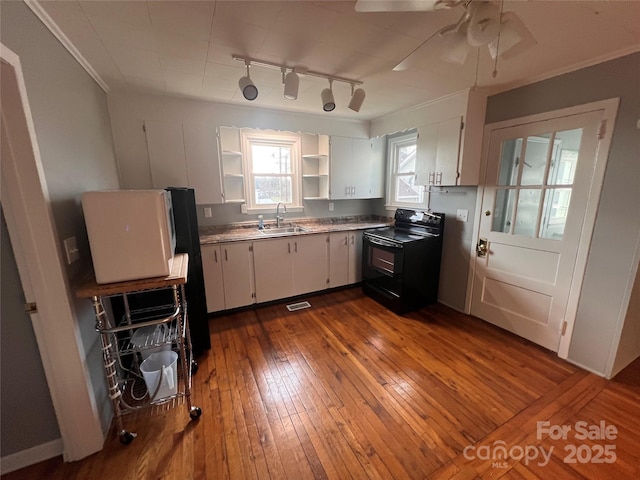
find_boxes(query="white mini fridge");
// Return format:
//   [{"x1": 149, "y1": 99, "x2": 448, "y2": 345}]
[{"x1": 82, "y1": 190, "x2": 176, "y2": 284}]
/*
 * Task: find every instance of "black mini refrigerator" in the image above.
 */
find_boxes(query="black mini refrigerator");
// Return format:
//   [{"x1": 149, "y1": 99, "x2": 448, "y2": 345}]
[{"x1": 167, "y1": 187, "x2": 211, "y2": 356}]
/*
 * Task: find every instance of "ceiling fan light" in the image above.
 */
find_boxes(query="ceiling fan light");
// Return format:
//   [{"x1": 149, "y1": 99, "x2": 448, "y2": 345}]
[
  {"x1": 466, "y1": 2, "x2": 501, "y2": 47},
  {"x1": 441, "y1": 30, "x2": 470, "y2": 64},
  {"x1": 488, "y1": 23, "x2": 522, "y2": 59},
  {"x1": 239, "y1": 75, "x2": 258, "y2": 101},
  {"x1": 283, "y1": 71, "x2": 299, "y2": 100},
  {"x1": 490, "y1": 12, "x2": 537, "y2": 60},
  {"x1": 348, "y1": 88, "x2": 366, "y2": 112},
  {"x1": 321, "y1": 87, "x2": 335, "y2": 112}
]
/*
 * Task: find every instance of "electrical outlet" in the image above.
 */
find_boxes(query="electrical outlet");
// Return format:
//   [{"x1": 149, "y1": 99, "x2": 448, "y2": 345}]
[
  {"x1": 456, "y1": 209, "x2": 468, "y2": 222},
  {"x1": 241, "y1": 204, "x2": 247, "y2": 214},
  {"x1": 64, "y1": 236, "x2": 79, "y2": 264},
  {"x1": 329, "y1": 202, "x2": 334, "y2": 212},
  {"x1": 203, "y1": 207, "x2": 212, "y2": 218}
]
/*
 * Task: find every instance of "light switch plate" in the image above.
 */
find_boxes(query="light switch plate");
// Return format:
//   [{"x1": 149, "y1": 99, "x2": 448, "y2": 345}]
[
  {"x1": 204, "y1": 207, "x2": 212, "y2": 218},
  {"x1": 64, "y1": 236, "x2": 79, "y2": 264},
  {"x1": 456, "y1": 209, "x2": 468, "y2": 222},
  {"x1": 329, "y1": 202, "x2": 334, "y2": 212}
]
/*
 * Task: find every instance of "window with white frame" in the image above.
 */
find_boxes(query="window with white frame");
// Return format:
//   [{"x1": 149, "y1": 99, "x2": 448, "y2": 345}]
[
  {"x1": 242, "y1": 131, "x2": 302, "y2": 211},
  {"x1": 387, "y1": 130, "x2": 425, "y2": 207}
]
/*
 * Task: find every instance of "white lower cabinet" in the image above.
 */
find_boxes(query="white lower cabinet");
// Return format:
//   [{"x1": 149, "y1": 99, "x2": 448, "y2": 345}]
[
  {"x1": 252, "y1": 238, "x2": 294, "y2": 303},
  {"x1": 329, "y1": 231, "x2": 363, "y2": 288},
  {"x1": 202, "y1": 242, "x2": 255, "y2": 312},
  {"x1": 202, "y1": 245, "x2": 225, "y2": 313},
  {"x1": 292, "y1": 234, "x2": 329, "y2": 296},
  {"x1": 253, "y1": 234, "x2": 328, "y2": 303},
  {"x1": 348, "y1": 230, "x2": 363, "y2": 284},
  {"x1": 203, "y1": 230, "x2": 363, "y2": 312}
]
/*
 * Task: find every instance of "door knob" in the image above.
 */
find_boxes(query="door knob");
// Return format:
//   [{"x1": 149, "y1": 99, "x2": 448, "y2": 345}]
[{"x1": 476, "y1": 238, "x2": 488, "y2": 257}]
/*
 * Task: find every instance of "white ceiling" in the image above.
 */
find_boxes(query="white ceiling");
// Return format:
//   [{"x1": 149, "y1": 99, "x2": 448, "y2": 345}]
[{"x1": 37, "y1": 0, "x2": 640, "y2": 120}]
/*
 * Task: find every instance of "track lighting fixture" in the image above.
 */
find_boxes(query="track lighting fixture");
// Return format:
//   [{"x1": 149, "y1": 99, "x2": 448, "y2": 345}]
[
  {"x1": 283, "y1": 68, "x2": 299, "y2": 100},
  {"x1": 238, "y1": 60, "x2": 258, "y2": 101},
  {"x1": 348, "y1": 84, "x2": 366, "y2": 112},
  {"x1": 321, "y1": 79, "x2": 335, "y2": 112},
  {"x1": 232, "y1": 55, "x2": 364, "y2": 113}
]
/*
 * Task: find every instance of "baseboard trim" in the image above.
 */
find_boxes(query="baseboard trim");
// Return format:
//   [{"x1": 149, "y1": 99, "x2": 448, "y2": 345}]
[{"x1": 0, "y1": 438, "x2": 63, "y2": 475}]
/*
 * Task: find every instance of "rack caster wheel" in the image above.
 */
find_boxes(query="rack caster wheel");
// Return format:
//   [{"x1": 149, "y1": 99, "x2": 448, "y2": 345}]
[
  {"x1": 119, "y1": 430, "x2": 137, "y2": 445},
  {"x1": 189, "y1": 406, "x2": 202, "y2": 420},
  {"x1": 191, "y1": 360, "x2": 199, "y2": 375}
]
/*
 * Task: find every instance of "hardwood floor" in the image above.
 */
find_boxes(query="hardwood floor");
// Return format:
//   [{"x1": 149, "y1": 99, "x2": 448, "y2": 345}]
[{"x1": 4, "y1": 288, "x2": 639, "y2": 479}]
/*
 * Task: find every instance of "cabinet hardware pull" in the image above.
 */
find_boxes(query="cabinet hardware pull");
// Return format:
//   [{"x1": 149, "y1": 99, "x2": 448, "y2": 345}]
[
  {"x1": 295, "y1": 241, "x2": 298, "y2": 253},
  {"x1": 288, "y1": 243, "x2": 291, "y2": 254},
  {"x1": 225, "y1": 249, "x2": 228, "y2": 261},
  {"x1": 436, "y1": 172, "x2": 442, "y2": 184},
  {"x1": 214, "y1": 250, "x2": 218, "y2": 262}
]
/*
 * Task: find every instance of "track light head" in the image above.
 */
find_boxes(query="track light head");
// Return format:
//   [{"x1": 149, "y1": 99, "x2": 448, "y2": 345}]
[
  {"x1": 239, "y1": 61, "x2": 258, "y2": 101},
  {"x1": 321, "y1": 79, "x2": 335, "y2": 112},
  {"x1": 283, "y1": 71, "x2": 299, "y2": 100},
  {"x1": 348, "y1": 87, "x2": 366, "y2": 112}
]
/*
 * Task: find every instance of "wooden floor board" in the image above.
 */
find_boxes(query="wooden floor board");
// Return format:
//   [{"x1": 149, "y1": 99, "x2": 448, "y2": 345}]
[{"x1": 3, "y1": 288, "x2": 639, "y2": 480}]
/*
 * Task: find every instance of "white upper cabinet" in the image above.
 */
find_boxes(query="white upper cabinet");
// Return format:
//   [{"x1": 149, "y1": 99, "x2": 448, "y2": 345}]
[
  {"x1": 415, "y1": 117, "x2": 462, "y2": 186},
  {"x1": 329, "y1": 136, "x2": 385, "y2": 199},
  {"x1": 369, "y1": 136, "x2": 386, "y2": 199},
  {"x1": 144, "y1": 120, "x2": 188, "y2": 189},
  {"x1": 143, "y1": 120, "x2": 224, "y2": 204},
  {"x1": 218, "y1": 126, "x2": 245, "y2": 204},
  {"x1": 301, "y1": 134, "x2": 330, "y2": 200},
  {"x1": 374, "y1": 88, "x2": 487, "y2": 187},
  {"x1": 183, "y1": 123, "x2": 224, "y2": 205}
]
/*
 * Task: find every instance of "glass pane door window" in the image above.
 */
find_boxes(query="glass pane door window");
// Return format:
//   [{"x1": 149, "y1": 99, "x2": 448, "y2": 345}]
[{"x1": 491, "y1": 128, "x2": 583, "y2": 240}]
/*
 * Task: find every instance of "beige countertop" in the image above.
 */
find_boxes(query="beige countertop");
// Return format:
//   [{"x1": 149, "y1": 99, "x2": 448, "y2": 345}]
[{"x1": 199, "y1": 215, "x2": 392, "y2": 245}]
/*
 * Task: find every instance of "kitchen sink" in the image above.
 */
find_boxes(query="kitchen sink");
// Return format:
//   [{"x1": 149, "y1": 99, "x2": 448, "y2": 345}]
[{"x1": 259, "y1": 226, "x2": 309, "y2": 236}]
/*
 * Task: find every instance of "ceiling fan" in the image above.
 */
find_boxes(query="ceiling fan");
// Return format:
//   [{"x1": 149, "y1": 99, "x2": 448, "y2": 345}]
[{"x1": 355, "y1": 0, "x2": 536, "y2": 72}]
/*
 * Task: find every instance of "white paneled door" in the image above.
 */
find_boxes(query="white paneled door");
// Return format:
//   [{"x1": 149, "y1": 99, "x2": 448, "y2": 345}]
[{"x1": 471, "y1": 109, "x2": 604, "y2": 351}]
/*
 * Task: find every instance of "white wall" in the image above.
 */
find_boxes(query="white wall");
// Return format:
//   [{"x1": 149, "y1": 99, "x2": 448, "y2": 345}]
[{"x1": 485, "y1": 52, "x2": 640, "y2": 377}]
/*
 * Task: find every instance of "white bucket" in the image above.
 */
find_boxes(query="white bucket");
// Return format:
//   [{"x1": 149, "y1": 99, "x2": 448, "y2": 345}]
[
  {"x1": 140, "y1": 351, "x2": 178, "y2": 402},
  {"x1": 131, "y1": 324, "x2": 172, "y2": 360}
]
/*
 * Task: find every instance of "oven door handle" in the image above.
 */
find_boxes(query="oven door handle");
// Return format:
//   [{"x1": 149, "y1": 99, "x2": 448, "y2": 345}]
[{"x1": 364, "y1": 235, "x2": 403, "y2": 249}]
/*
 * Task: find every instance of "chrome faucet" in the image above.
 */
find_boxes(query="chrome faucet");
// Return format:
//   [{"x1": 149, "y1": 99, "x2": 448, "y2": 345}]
[{"x1": 276, "y1": 202, "x2": 287, "y2": 228}]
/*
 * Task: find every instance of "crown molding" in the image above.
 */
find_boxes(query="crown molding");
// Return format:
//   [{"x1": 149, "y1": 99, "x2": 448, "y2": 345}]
[{"x1": 24, "y1": 0, "x2": 109, "y2": 93}]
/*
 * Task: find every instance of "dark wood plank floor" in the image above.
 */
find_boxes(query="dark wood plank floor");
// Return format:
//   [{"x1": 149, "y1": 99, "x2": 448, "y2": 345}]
[{"x1": 4, "y1": 288, "x2": 639, "y2": 479}]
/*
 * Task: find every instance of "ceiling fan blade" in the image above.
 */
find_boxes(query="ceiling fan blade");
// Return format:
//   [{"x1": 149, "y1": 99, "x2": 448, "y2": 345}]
[
  {"x1": 488, "y1": 11, "x2": 537, "y2": 60},
  {"x1": 393, "y1": 27, "x2": 448, "y2": 70},
  {"x1": 355, "y1": 0, "x2": 442, "y2": 13}
]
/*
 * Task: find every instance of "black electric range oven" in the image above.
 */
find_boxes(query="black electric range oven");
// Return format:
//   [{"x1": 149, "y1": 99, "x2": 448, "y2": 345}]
[{"x1": 362, "y1": 208, "x2": 445, "y2": 313}]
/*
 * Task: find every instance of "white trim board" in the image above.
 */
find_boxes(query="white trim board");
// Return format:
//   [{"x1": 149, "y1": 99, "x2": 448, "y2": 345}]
[{"x1": 0, "y1": 439, "x2": 63, "y2": 475}]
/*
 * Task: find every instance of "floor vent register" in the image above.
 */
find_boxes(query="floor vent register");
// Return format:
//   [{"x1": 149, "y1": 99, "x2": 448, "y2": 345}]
[{"x1": 286, "y1": 301, "x2": 311, "y2": 312}]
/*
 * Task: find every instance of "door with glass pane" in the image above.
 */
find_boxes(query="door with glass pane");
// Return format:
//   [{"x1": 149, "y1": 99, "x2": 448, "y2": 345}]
[{"x1": 471, "y1": 110, "x2": 602, "y2": 351}]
